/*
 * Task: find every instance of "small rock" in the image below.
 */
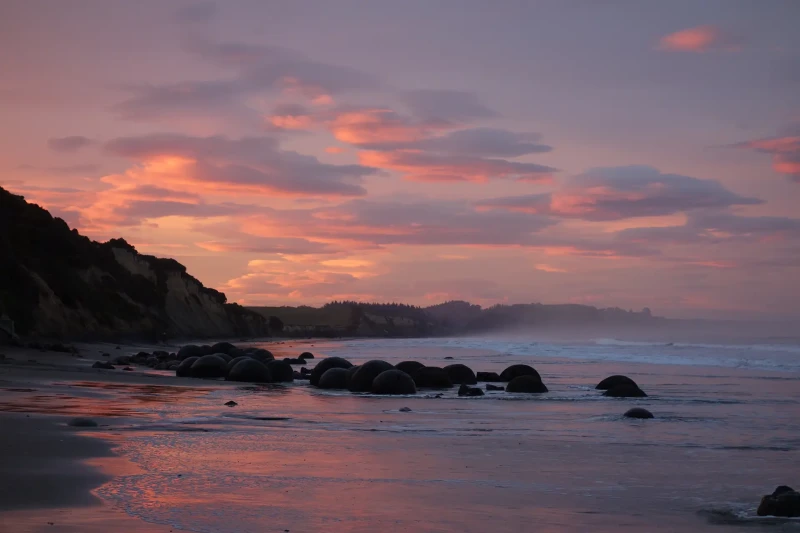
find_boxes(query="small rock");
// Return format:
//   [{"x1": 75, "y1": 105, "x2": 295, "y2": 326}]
[
  {"x1": 115, "y1": 346, "x2": 121, "y2": 349},
  {"x1": 92, "y1": 361, "x2": 115, "y2": 370},
  {"x1": 623, "y1": 407, "x2": 654, "y2": 419},
  {"x1": 224, "y1": 401, "x2": 238, "y2": 407},
  {"x1": 102, "y1": 352, "x2": 110, "y2": 357},
  {"x1": 68, "y1": 418, "x2": 98, "y2": 427},
  {"x1": 123, "y1": 367, "x2": 134, "y2": 371},
  {"x1": 458, "y1": 384, "x2": 484, "y2": 397},
  {"x1": 399, "y1": 407, "x2": 412, "y2": 412},
  {"x1": 485, "y1": 384, "x2": 504, "y2": 391},
  {"x1": 444, "y1": 356, "x2": 454, "y2": 360}
]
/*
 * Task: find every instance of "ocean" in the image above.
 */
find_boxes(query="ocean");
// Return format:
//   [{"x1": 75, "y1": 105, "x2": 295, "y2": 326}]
[{"x1": 79, "y1": 335, "x2": 800, "y2": 531}]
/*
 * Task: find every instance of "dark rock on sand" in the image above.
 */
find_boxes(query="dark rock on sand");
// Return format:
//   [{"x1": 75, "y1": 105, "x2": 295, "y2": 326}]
[
  {"x1": 399, "y1": 407, "x2": 412, "y2": 412},
  {"x1": 145, "y1": 357, "x2": 158, "y2": 367},
  {"x1": 444, "y1": 356, "x2": 454, "y2": 360},
  {"x1": 210, "y1": 342, "x2": 237, "y2": 355},
  {"x1": 318, "y1": 367, "x2": 350, "y2": 389},
  {"x1": 596, "y1": 375, "x2": 638, "y2": 390},
  {"x1": 190, "y1": 354, "x2": 228, "y2": 378},
  {"x1": 155, "y1": 362, "x2": 169, "y2": 370},
  {"x1": 225, "y1": 401, "x2": 238, "y2": 407},
  {"x1": 395, "y1": 361, "x2": 425, "y2": 375},
  {"x1": 299, "y1": 352, "x2": 314, "y2": 360},
  {"x1": 176, "y1": 356, "x2": 199, "y2": 377},
  {"x1": 153, "y1": 350, "x2": 170, "y2": 360},
  {"x1": 500, "y1": 364, "x2": 541, "y2": 382},
  {"x1": 112, "y1": 355, "x2": 131, "y2": 365},
  {"x1": 372, "y1": 369, "x2": 417, "y2": 395},
  {"x1": 458, "y1": 384, "x2": 484, "y2": 397},
  {"x1": 476, "y1": 371, "x2": 503, "y2": 382},
  {"x1": 167, "y1": 362, "x2": 180, "y2": 370},
  {"x1": 283, "y1": 357, "x2": 307, "y2": 365},
  {"x1": 350, "y1": 360, "x2": 395, "y2": 392},
  {"x1": 213, "y1": 352, "x2": 233, "y2": 363},
  {"x1": 604, "y1": 384, "x2": 647, "y2": 398},
  {"x1": 177, "y1": 344, "x2": 205, "y2": 361},
  {"x1": 757, "y1": 486, "x2": 800, "y2": 517},
  {"x1": 412, "y1": 367, "x2": 453, "y2": 389},
  {"x1": 92, "y1": 361, "x2": 114, "y2": 370},
  {"x1": 267, "y1": 360, "x2": 294, "y2": 382},
  {"x1": 443, "y1": 364, "x2": 477, "y2": 385},
  {"x1": 227, "y1": 359, "x2": 272, "y2": 383},
  {"x1": 506, "y1": 375, "x2": 548, "y2": 393},
  {"x1": 346, "y1": 365, "x2": 360, "y2": 387},
  {"x1": 310, "y1": 357, "x2": 353, "y2": 386},
  {"x1": 623, "y1": 407, "x2": 654, "y2": 419},
  {"x1": 68, "y1": 418, "x2": 98, "y2": 427},
  {"x1": 226, "y1": 356, "x2": 252, "y2": 375},
  {"x1": 249, "y1": 348, "x2": 274, "y2": 363},
  {"x1": 485, "y1": 384, "x2": 505, "y2": 391},
  {"x1": 123, "y1": 367, "x2": 134, "y2": 371}
]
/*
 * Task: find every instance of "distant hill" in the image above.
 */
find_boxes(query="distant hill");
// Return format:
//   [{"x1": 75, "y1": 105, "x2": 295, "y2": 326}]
[{"x1": 0, "y1": 186, "x2": 269, "y2": 340}]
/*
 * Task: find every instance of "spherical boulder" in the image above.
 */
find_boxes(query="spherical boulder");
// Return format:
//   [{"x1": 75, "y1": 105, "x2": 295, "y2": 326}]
[
  {"x1": 299, "y1": 352, "x2": 315, "y2": 360},
  {"x1": 506, "y1": 375, "x2": 549, "y2": 393},
  {"x1": 372, "y1": 369, "x2": 417, "y2": 395},
  {"x1": 395, "y1": 361, "x2": 425, "y2": 375},
  {"x1": 757, "y1": 486, "x2": 800, "y2": 517},
  {"x1": 177, "y1": 344, "x2": 205, "y2": 361},
  {"x1": 227, "y1": 359, "x2": 272, "y2": 383},
  {"x1": 596, "y1": 375, "x2": 638, "y2": 390},
  {"x1": 500, "y1": 364, "x2": 541, "y2": 382},
  {"x1": 249, "y1": 349, "x2": 274, "y2": 363},
  {"x1": 310, "y1": 357, "x2": 353, "y2": 386},
  {"x1": 212, "y1": 352, "x2": 232, "y2": 363},
  {"x1": 267, "y1": 360, "x2": 294, "y2": 382},
  {"x1": 175, "y1": 356, "x2": 199, "y2": 377},
  {"x1": 349, "y1": 360, "x2": 394, "y2": 392},
  {"x1": 283, "y1": 357, "x2": 306, "y2": 365},
  {"x1": 603, "y1": 384, "x2": 647, "y2": 398},
  {"x1": 443, "y1": 364, "x2": 477, "y2": 385},
  {"x1": 458, "y1": 384, "x2": 484, "y2": 397},
  {"x1": 318, "y1": 367, "x2": 350, "y2": 389},
  {"x1": 189, "y1": 354, "x2": 228, "y2": 378},
  {"x1": 226, "y1": 356, "x2": 252, "y2": 376},
  {"x1": 476, "y1": 371, "x2": 503, "y2": 382},
  {"x1": 92, "y1": 361, "x2": 114, "y2": 370},
  {"x1": 346, "y1": 365, "x2": 361, "y2": 387},
  {"x1": 210, "y1": 342, "x2": 237, "y2": 355},
  {"x1": 623, "y1": 407, "x2": 654, "y2": 419},
  {"x1": 412, "y1": 367, "x2": 453, "y2": 388}
]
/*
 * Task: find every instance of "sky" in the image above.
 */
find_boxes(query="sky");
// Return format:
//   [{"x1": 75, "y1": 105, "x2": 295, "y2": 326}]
[{"x1": 1, "y1": 0, "x2": 799, "y2": 320}]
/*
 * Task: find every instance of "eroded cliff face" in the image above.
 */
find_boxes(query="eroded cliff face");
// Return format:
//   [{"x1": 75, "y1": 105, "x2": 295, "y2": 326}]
[{"x1": 0, "y1": 187, "x2": 269, "y2": 340}]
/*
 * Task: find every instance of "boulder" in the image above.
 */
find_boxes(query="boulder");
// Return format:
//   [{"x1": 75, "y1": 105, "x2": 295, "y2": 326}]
[
  {"x1": 226, "y1": 356, "x2": 252, "y2": 375},
  {"x1": 227, "y1": 359, "x2": 272, "y2": 383},
  {"x1": 596, "y1": 375, "x2": 638, "y2": 390},
  {"x1": 485, "y1": 384, "x2": 505, "y2": 391},
  {"x1": 123, "y1": 367, "x2": 134, "y2": 371},
  {"x1": 395, "y1": 361, "x2": 425, "y2": 375},
  {"x1": 145, "y1": 357, "x2": 158, "y2": 367},
  {"x1": 603, "y1": 384, "x2": 647, "y2": 398},
  {"x1": 283, "y1": 357, "x2": 306, "y2": 365},
  {"x1": 176, "y1": 356, "x2": 199, "y2": 377},
  {"x1": 476, "y1": 371, "x2": 503, "y2": 382},
  {"x1": 623, "y1": 407, "x2": 654, "y2": 419},
  {"x1": 349, "y1": 360, "x2": 394, "y2": 392},
  {"x1": 228, "y1": 347, "x2": 246, "y2": 359},
  {"x1": 210, "y1": 342, "x2": 237, "y2": 355},
  {"x1": 92, "y1": 361, "x2": 114, "y2": 370},
  {"x1": 299, "y1": 352, "x2": 315, "y2": 360},
  {"x1": 443, "y1": 364, "x2": 477, "y2": 385},
  {"x1": 249, "y1": 348, "x2": 274, "y2": 363},
  {"x1": 155, "y1": 362, "x2": 169, "y2": 370},
  {"x1": 506, "y1": 375, "x2": 548, "y2": 393},
  {"x1": 500, "y1": 364, "x2": 541, "y2": 382},
  {"x1": 153, "y1": 350, "x2": 170, "y2": 360},
  {"x1": 68, "y1": 417, "x2": 98, "y2": 427},
  {"x1": 177, "y1": 344, "x2": 205, "y2": 361},
  {"x1": 458, "y1": 384, "x2": 484, "y2": 397},
  {"x1": 224, "y1": 401, "x2": 238, "y2": 407},
  {"x1": 372, "y1": 369, "x2": 417, "y2": 395},
  {"x1": 318, "y1": 367, "x2": 350, "y2": 389},
  {"x1": 267, "y1": 360, "x2": 294, "y2": 382},
  {"x1": 167, "y1": 362, "x2": 180, "y2": 370},
  {"x1": 346, "y1": 365, "x2": 361, "y2": 387},
  {"x1": 757, "y1": 486, "x2": 800, "y2": 517},
  {"x1": 213, "y1": 352, "x2": 232, "y2": 363},
  {"x1": 112, "y1": 355, "x2": 131, "y2": 365},
  {"x1": 412, "y1": 367, "x2": 453, "y2": 389},
  {"x1": 189, "y1": 354, "x2": 228, "y2": 379},
  {"x1": 310, "y1": 357, "x2": 353, "y2": 386}
]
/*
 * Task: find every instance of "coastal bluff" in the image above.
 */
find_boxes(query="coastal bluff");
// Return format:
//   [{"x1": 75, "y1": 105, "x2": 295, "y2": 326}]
[{"x1": 0, "y1": 186, "x2": 268, "y2": 341}]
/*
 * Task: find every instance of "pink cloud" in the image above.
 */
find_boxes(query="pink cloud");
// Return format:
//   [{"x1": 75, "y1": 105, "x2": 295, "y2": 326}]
[
  {"x1": 738, "y1": 134, "x2": 800, "y2": 182},
  {"x1": 658, "y1": 25, "x2": 741, "y2": 52}
]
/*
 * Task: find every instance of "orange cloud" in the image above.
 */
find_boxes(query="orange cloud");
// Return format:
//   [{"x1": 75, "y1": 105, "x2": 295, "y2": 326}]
[
  {"x1": 658, "y1": 25, "x2": 740, "y2": 52},
  {"x1": 330, "y1": 108, "x2": 433, "y2": 145},
  {"x1": 740, "y1": 135, "x2": 800, "y2": 182},
  {"x1": 325, "y1": 146, "x2": 347, "y2": 154},
  {"x1": 534, "y1": 263, "x2": 568, "y2": 273}
]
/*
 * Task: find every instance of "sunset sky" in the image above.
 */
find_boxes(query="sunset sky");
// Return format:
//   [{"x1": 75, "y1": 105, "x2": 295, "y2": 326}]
[{"x1": 2, "y1": 0, "x2": 799, "y2": 319}]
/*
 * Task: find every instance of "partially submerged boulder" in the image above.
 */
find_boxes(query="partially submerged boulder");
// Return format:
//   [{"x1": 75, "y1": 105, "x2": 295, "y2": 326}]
[
  {"x1": 267, "y1": 360, "x2": 294, "y2": 382},
  {"x1": 623, "y1": 407, "x2": 654, "y2": 419},
  {"x1": 227, "y1": 359, "x2": 272, "y2": 383},
  {"x1": 500, "y1": 364, "x2": 541, "y2": 382},
  {"x1": 485, "y1": 384, "x2": 505, "y2": 391},
  {"x1": 318, "y1": 367, "x2": 350, "y2": 389},
  {"x1": 395, "y1": 361, "x2": 425, "y2": 375},
  {"x1": 757, "y1": 486, "x2": 800, "y2": 517},
  {"x1": 92, "y1": 361, "x2": 114, "y2": 370},
  {"x1": 190, "y1": 354, "x2": 228, "y2": 378},
  {"x1": 412, "y1": 367, "x2": 453, "y2": 389},
  {"x1": 443, "y1": 364, "x2": 477, "y2": 385},
  {"x1": 299, "y1": 352, "x2": 315, "y2": 360},
  {"x1": 177, "y1": 344, "x2": 205, "y2": 361},
  {"x1": 603, "y1": 384, "x2": 647, "y2": 398},
  {"x1": 458, "y1": 384, "x2": 484, "y2": 397},
  {"x1": 596, "y1": 375, "x2": 638, "y2": 390},
  {"x1": 506, "y1": 375, "x2": 548, "y2": 393},
  {"x1": 68, "y1": 417, "x2": 98, "y2": 427},
  {"x1": 349, "y1": 360, "x2": 394, "y2": 392},
  {"x1": 476, "y1": 371, "x2": 503, "y2": 382},
  {"x1": 372, "y1": 369, "x2": 417, "y2": 395},
  {"x1": 310, "y1": 357, "x2": 353, "y2": 386}
]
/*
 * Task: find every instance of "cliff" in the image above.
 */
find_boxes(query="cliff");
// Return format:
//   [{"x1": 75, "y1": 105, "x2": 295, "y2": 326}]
[{"x1": 0, "y1": 186, "x2": 269, "y2": 340}]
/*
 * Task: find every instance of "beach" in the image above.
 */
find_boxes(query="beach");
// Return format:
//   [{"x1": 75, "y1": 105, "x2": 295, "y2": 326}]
[{"x1": 1, "y1": 337, "x2": 799, "y2": 532}]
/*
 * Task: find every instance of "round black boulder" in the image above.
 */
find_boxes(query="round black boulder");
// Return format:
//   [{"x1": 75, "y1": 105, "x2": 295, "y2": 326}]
[
  {"x1": 500, "y1": 364, "x2": 541, "y2": 382},
  {"x1": 458, "y1": 384, "x2": 484, "y2": 397},
  {"x1": 226, "y1": 356, "x2": 252, "y2": 376},
  {"x1": 603, "y1": 384, "x2": 647, "y2": 398},
  {"x1": 267, "y1": 360, "x2": 294, "y2": 382},
  {"x1": 249, "y1": 349, "x2": 274, "y2": 363},
  {"x1": 190, "y1": 354, "x2": 228, "y2": 378},
  {"x1": 506, "y1": 375, "x2": 549, "y2": 393},
  {"x1": 412, "y1": 367, "x2": 453, "y2": 389},
  {"x1": 283, "y1": 357, "x2": 306, "y2": 365},
  {"x1": 177, "y1": 344, "x2": 205, "y2": 361},
  {"x1": 443, "y1": 364, "x2": 477, "y2": 385},
  {"x1": 395, "y1": 361, "x2": 425, "y2": 375},
  {"x1": 299, "y1": 352, "x2": 314, "y2": 360},
  {"x1": 212, "y1": 352, "x2": 232, "y2": 363},
  {"x1": 175, "y1": 356, "x2": 199, "y2": 377},
  {"x1": 757, "y1": 486, "x2": 800, "y2": 517},
  {"x1": 346, "y1": 365, "x2": 361, "y2": 387},
  {"x1": 318, "y1": 367, "x2": 351, "y2": 389},
  {"x1": 349, "y1": 360, "x2": 394, "y2": 392},
  {"x1": 372, "y1": 369, "x2": 417, "y2": 395},
  {"x1": 476, "y1": 371, "x2": 503, "y2": 382},
  {"x1": 227, "y1": 359, "x2": 272, "y2": 383},
  {"x1": 210, "y1": 342, "x2": 237, "y2": 355},
  {"x1": 310, "y1": 357, "x2": 354, "y2": 386},
  {"x1": 623, "y1": 407, "x2": 654, "y2": 419},
  {"x1": 596, "y1": 375, "x2": 638, "y2": 390}
]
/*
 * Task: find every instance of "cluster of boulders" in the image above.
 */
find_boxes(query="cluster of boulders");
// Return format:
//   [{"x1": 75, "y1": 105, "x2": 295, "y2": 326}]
[{"x1": 172, "y1": 342, "x2": 314, "y2": 383}]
